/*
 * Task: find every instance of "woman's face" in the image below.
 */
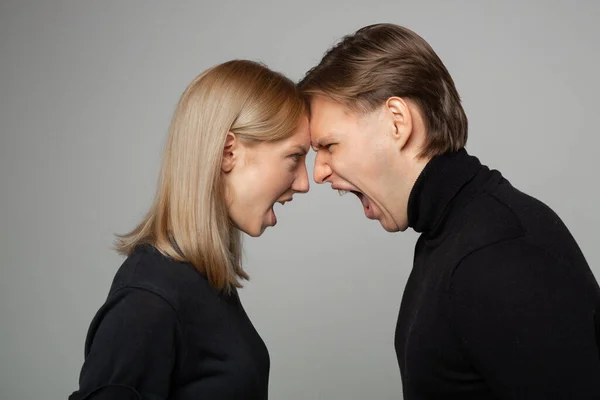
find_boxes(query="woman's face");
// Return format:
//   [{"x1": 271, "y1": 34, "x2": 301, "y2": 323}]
[{"x1": 222, "y1": 117, "x2": 311, "y2": 237}]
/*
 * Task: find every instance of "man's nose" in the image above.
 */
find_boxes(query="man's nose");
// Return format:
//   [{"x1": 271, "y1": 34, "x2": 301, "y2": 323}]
[{"x1": 313, "y1": 152, "x2": 332, "y2": 184}]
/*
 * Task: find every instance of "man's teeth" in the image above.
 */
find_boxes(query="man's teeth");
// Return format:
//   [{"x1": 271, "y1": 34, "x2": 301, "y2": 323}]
[{"x1": 338, "y1": 190, "x2": 349, "y2": 196}]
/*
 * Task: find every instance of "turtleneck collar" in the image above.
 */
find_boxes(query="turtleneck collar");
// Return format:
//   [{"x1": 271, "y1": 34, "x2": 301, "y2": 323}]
[{"x1": 407, "y1": 148, "x2": 483, "y2": 234}]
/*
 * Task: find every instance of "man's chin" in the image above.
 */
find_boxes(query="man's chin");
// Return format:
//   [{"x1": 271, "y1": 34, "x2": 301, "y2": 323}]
[{"x1": 379, "y1": 218, "x2": 405, "y2": 233}]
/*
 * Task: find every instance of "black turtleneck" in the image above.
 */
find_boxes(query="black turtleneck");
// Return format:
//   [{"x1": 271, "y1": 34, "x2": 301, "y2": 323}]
[{"x1": 396, "y1": 149, "x2": 600, "y2": 399}]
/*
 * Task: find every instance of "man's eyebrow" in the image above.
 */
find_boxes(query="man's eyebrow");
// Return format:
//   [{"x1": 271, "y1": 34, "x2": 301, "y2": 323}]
[{"x1": 311, "y1": 134, "x2": 335, "y2": 150}]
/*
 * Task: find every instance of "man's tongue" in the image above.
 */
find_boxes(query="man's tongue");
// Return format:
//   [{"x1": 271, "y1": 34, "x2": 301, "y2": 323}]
[
  {"x1": 355, "y1": 191, "x2": 370, "y2": 209},
  {"x1": 354, "y1": 191, "x2": 377, "y2": 219}
]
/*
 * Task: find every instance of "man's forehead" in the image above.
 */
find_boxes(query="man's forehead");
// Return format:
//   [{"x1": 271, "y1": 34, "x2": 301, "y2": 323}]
[
  {"x1": 307, "y1": 116, "x2": 326, "y2": 142},
  {"x1": 310, "y1": 129, "x2": 336, "y2": 149},
  {"x1": 308, "y1": 106, "x2": 334, "y2": 135}
]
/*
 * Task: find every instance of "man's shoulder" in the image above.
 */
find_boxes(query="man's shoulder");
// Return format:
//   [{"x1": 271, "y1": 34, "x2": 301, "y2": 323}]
[
  {"x1": 490, "y1": 179, "x2": 568, "y2": 232},
  {"x1": 442, "y1": 189, "x2": 526, "y2": 259},
  {"x1": 446, "y1": 179, "x2": 583, "y2": 279},
  {"x1": 449, "y1": 175, "x2": 570, "y2": 253}
]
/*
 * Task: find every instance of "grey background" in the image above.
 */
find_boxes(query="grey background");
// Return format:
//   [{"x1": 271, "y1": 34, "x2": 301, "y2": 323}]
[{"x1": 1, "y1": 1, "x2": 599, "y2": 399}]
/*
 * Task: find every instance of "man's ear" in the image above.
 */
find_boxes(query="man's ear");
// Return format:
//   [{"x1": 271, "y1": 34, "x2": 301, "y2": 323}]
[
  {"x1": 222, "y1": 131, "x2": 237, "y2": 173},
  {"x1": 386, "y1": 97, "x2": 413, "y2": 150}
]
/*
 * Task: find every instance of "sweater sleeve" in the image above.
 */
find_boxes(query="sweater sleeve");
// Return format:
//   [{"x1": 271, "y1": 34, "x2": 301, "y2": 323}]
[
  {"x1": 449, "y1": 239, "x2": 600, "y2": 399},
  {"x1": 69, "y1": 287, "x2": 182, "y2": 400}
]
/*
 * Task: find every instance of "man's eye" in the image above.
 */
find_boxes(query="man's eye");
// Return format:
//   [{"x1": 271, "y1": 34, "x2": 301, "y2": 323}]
[{"x1": 325, "y1": 144, "x2": 334, "y2": 151}]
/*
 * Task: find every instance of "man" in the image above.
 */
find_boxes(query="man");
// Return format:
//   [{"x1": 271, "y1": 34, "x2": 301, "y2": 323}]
[{"x1": 299, "y1": 23, "x2": 600, "y2": 399}]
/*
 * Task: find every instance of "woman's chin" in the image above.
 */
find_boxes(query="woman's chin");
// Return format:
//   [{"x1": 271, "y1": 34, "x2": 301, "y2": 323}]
[
  {"x1": 243, "y1": 226, "x2": 263, "y2": 237},
  {"x1": 233, "y1": 210, "x2": 276, "y2": 237},
  {"x1": 241, "y1": 221, "x2": 269, "y2": 237}
]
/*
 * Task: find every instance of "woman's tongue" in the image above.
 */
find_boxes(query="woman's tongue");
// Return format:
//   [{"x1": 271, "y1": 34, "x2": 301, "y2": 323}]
[{"x1": 267, "y1": 206, "x2": 277, "y2": 226}]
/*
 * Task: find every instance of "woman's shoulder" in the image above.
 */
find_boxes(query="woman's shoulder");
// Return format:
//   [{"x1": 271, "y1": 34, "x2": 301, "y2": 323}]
[{"x1": 108, "y1": 244, "x2": 214, "y2": 313}]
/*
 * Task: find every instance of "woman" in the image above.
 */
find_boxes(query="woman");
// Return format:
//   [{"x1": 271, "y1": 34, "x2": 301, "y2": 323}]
[{"x1": 69, "y1": 60, "x2": 310, "y2": 400}]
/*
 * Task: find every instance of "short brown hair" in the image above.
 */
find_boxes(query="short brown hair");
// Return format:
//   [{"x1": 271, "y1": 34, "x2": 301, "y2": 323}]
[
  {"x1": 115, "y1": 60, "x2": 306, "y2": 292},
  {"x1": 298, "y1": 23, "x2": 467, "y2": 158}
]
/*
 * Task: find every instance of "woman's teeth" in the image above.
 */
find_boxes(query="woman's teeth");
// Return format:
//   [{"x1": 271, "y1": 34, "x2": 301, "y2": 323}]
[{"x1": 338, "y1": 190, "x2": 349, "y2": 196}]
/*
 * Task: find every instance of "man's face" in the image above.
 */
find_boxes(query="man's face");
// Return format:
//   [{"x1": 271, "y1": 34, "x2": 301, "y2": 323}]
[{"x1": 309, "y1": 96, "x2": 407, "y2": 232}]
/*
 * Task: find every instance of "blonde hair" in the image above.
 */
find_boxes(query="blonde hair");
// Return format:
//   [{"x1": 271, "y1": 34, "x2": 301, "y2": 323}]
[{"x1": 115, "y1": 60, "x2": 307, "y2": 292}]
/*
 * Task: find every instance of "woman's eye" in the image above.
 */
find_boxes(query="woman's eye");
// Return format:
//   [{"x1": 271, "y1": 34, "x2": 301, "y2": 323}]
[{"x1": 289, "y1": 153, "x2": 302, "y2": 164}]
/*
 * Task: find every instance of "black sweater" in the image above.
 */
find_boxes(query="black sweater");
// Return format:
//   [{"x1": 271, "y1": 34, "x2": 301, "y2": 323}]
[
  {"x1": 69, "y1": 244, "x2": 270, "y2": 400},
  {"x1": 396, "y1": 149, "x2": 600, "y2": 399}
]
